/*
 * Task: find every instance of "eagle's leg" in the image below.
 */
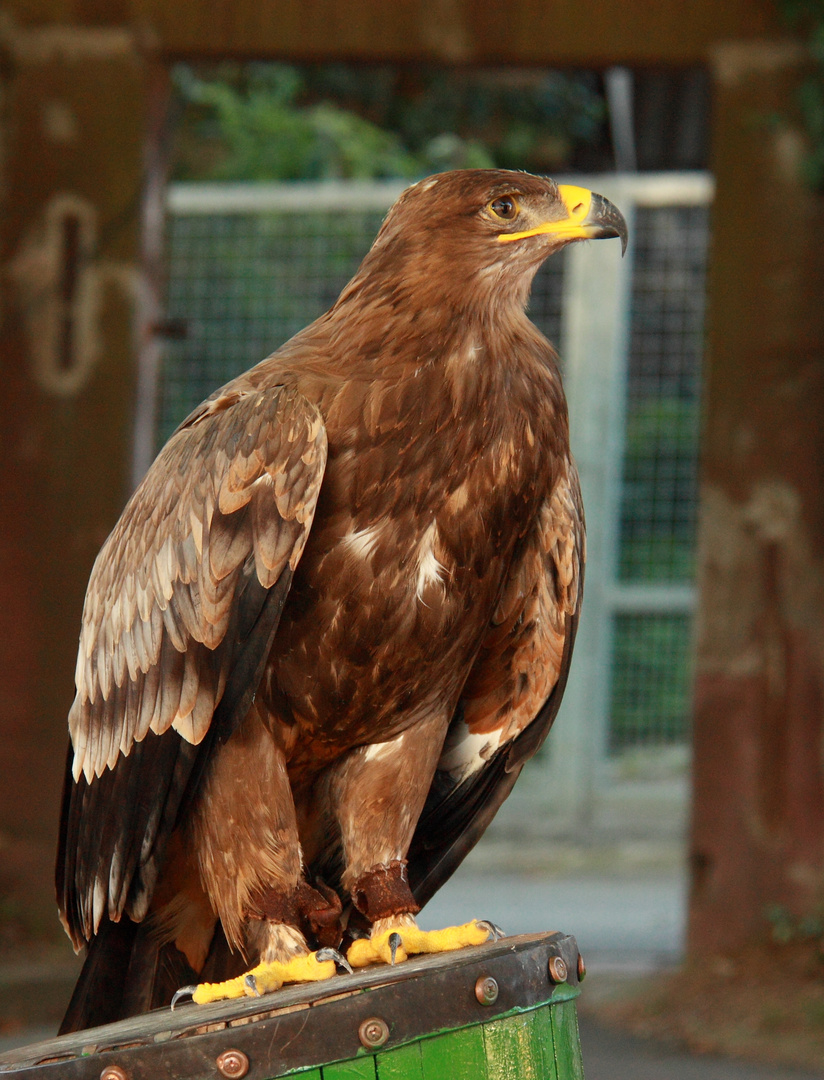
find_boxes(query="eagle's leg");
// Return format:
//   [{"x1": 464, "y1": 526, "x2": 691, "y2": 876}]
[
  {"x1": 328, "y1": 719, "x2": 498, "y2": 969},
  {"x1": 186, "y1": 899, "x2": 342, "y2": 1004},
  {"x1": 177, "y1": 707, "x2": 343, "y2": 1005},
  {"x1": 345, "y1": 862, "x2": 494, "y2": 968}
]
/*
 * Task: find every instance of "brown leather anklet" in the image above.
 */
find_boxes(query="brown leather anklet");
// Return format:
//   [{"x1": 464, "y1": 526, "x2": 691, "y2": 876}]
[
  {"x1": 246, "y1": 879, "x2": 344, "y2": 949},
  {"x1": 350, "y1": 860, "x2": 421, "y2": 922}
]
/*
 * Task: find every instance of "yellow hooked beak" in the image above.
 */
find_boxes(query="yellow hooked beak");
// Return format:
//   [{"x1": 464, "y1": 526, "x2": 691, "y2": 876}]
[{"x1": 498, "y1": 185, "x2": 628, "y2": 255}]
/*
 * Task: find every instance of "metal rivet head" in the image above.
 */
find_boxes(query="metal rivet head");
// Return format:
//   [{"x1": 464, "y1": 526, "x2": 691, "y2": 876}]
[
  {"x1": 548, "y1": 955, "x2": 568, "y2": 983},
  {"x1": 216, "y1": 1049, "x2": 249, "y2": 1079},
  {"x1": 358, "y1": 1016, "x2": 390, "y2": 1049},
  {"x1": 577, "y1": 953, "x2": 587, "y2": 982},
  {"x1": 475, "y1": 975, "x2": 499, "y2": 1005},
  {"x1": 101, "y1": 1068, "x2": 128, "y2": 1080}
]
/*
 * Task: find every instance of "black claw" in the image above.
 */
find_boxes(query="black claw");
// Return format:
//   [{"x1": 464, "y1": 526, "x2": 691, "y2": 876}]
[
  {"x1": 389, "y1": 931, "x2": 403, "y2": 965},
  {"x1": 170, "y1": 986, "x2": 197, "y2": 1011},
  {"x1": 244, "y1": 973, "x2": 261, "y2": 997},
  {"x1": 316, "y1": 947, "x2": 353, "y2": 975},
  {"x1": 478, "y1": 920, "x2": 505, "y2": 942}
]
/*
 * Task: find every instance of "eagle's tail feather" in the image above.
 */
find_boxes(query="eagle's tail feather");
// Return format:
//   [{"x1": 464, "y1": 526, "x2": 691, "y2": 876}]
[
  {"x1": 58, "y1": 917, "x2": 138, "y2": 1035},
  {"x1": 58, "y1": 918, "x2": 200, "y2": 1035}
]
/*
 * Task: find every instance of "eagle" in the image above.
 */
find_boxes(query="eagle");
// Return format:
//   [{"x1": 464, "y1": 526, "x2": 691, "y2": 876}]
[{"x1": 56, "y1": 169, "x2": 626, "y2": 1033}]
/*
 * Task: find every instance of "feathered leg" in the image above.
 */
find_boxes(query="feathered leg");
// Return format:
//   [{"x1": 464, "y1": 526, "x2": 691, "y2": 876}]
[
  {"x1": 327, "y1": 715, "x2": 497, "y2": 968},
  {"x1": 176, "y1": 706, "x2": 342, "y2": 1004}
]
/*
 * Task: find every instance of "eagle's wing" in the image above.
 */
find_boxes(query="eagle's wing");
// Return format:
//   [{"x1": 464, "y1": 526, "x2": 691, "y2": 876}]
[
  {"x1": 407, "y1": 461, "x2": 584, "y2": 906},
  {"x1": 57, "y1": 384, "x2": 327, "y2": 947}
]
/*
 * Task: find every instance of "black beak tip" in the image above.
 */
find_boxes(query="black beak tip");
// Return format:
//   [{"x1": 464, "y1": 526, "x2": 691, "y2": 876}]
[{"x1": 588, "y1": 192, "x2": 629, "y2": 257}]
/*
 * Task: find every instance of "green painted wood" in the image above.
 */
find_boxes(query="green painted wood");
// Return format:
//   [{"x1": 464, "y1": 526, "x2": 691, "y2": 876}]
[
  {"x1": 550, "y1": 1000, "x2": 585, "y2": 1080},
  {"x1": 283, "y1": 999, "x2": 582, "y2": 1079},
  {"x1": 375, "y1": 1040, "x2": 424, "y2": 1079},
  {"x1": 419, "y1": 1024, "x2": 489, "y2": 1079},
  {"x1": 531, "y1": 999, "x2": 560, "y2": 1080},
  {"x1": 483, "y1": 1011, "x2": 548, "y2": 1080},
  {"x1": 321, "y1": 1058, "x2": 377, "y2": 1080}
]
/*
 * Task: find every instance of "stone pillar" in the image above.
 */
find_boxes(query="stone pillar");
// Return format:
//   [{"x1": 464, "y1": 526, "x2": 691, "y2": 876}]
[
  {"x1": 689, "y1": 42, "x2": 824, "y2": 954},
  {"x1": 0, "y1": 17, "x2": 160, "y2": 943}
]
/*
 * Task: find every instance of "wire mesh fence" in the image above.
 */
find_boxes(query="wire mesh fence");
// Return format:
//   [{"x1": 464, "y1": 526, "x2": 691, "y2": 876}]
[
  {"x1": 161, "y1": 200, "x2": 391, "y2": 443},
  {"x1": 158, "y1": 177, "x2": 710, "y2": 764},
  {"x1": 609, "y1": 202, "x2": 708, "y2": 752},
  {"x1": 619, "y1": 205, "x2": 707, "y2": 586},
  {"x1": 609, "y1": 612, "x2": 695, "y2": 751}
]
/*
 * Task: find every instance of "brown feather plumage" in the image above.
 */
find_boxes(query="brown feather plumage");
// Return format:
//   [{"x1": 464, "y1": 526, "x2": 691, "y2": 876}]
[{"x1": 55, "y1": 169, "x2": 621, "y2": 1031}]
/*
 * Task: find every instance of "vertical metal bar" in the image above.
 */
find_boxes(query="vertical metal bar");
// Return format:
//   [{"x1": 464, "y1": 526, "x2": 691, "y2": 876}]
[
  {"x1": 604, "y1": 68, "x2": 638, "y2": 173},
  {"x1": 544, "y1": 178, "x2": 635, "y2": 825},
  {"x1": 131, "y1": 65, "x2": 172, "y2": 489}
]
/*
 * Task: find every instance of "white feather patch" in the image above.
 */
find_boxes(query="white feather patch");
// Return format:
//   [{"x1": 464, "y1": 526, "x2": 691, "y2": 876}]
[
  {"x1": 343, "y1": 522, "x2": 384, "y2": 561},
  {"x1": 416, "y1": 522, "x2": 446, "y2": 601},
  {"x1": 364, "y1": 733, "x2": 404, "y2": 762},
  {"x1": 438, "y1": 723, "x2": 504, "y2": 782},
  {"x1": 92, "y1": 876, "x2": 107, "y2": 934}
]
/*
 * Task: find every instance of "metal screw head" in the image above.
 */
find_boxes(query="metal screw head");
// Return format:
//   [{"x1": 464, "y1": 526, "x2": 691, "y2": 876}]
[
  {"x1": 100, "y1": 1068, "x2": 128, "y2": 1080},
  {"x1": 358, "y1": 1016, "x2": 390, "y2": 1049},
  {"x1": 548, "y1": 955, "x2": 569, "y2": 983},
  {"x1": 475, "y1": 975, "x2": 499, "y2": 1005},
  {"x1": 216, "y1": 1049, "x2": 250, "y2": 1079},
  {"x1": 577, "y1": 953, "x2": 587, "y2": 982}
]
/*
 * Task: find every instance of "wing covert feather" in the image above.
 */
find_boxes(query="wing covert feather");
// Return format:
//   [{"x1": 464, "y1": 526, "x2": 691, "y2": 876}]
[
  {"x1": 70, "y1": 386, "x2": 326, "y2": 784},
  {"x1": 59, "y1": 384, "x2": 327, "y2": 946}
]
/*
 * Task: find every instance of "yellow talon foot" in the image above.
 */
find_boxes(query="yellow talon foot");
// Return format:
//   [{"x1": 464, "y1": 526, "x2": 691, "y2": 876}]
[
  {"x1": 175, "y1": 951, "x2": 338, "y2": 1006},
  {"x1": 347, "y1": 919, "x2": 497, "y2": 969}
]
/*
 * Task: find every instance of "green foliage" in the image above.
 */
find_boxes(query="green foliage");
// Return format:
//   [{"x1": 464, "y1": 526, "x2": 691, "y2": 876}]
[
  {"x1": 766, "y1": 903, "x2": 824, "y2": 946},
  {"x1": 171, "y1": 63, "x2": 606, "y2": 182},
  {"x1": 796, "y1": 72, "x2": 824, "y2": 187},
  {"x1": 619, "y1": 397, "x2": 700, "y2": 583},
  {"x1": 610, "y1": 614, "x2": 694, "y2": 750},
  {"x1": 779, "y1": 0, "x2": 824, "y2": 189},
  {"x1": 173, "y1": 65, "x2": 422, "y2": 180}
]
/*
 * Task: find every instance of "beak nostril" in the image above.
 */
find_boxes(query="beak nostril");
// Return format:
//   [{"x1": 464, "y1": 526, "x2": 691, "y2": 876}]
[{"x1": 571, "y1": 202, "x2": 585, "y2": 216}]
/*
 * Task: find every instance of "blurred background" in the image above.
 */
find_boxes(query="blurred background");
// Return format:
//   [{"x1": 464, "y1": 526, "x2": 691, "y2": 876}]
[{"x1": 1, "y1": 2, "x2": 823, "y2": 1076}]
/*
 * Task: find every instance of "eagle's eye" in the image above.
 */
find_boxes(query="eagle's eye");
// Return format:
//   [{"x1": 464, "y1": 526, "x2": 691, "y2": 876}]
[{"x1": 489, "y1": 195, "x2": 519, "y2": 220}]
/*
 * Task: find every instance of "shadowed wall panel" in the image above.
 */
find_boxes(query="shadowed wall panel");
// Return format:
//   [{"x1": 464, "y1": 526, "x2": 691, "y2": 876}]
[
  {"x1": 0, "y1": 22, "x2": 159, "y2": 940},
  {"x1": 689, "y1": 42, "x2": 824, "y2": 953},
  {"x1": 7, "y1": 0, "x2": 780, "y2": 65}
]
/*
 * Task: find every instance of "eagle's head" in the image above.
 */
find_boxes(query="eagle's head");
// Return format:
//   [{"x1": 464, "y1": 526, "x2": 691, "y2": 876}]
[{"x1": 346, "y1": 169, "x2": 628, "y2": 317}]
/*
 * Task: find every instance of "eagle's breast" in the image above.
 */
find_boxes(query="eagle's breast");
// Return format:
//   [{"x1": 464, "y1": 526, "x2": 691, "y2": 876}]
[{"x1": 261, "y1": 343, "x2": 562, "y2": 763}]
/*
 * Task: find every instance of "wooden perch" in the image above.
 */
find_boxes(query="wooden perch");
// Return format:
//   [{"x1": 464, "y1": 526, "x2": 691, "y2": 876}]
[{"x1": 0, "y1": 931, "x2": 585, "y2": 1079}]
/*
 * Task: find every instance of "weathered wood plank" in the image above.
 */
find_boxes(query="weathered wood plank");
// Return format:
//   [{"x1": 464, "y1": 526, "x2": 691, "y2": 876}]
[
  {"x1": 550, "y1": 1000, "x2": 585, "y2": 1080},
  {"x1": 0, "y1": 15, "x2": 162, "y2": 952},
  {"x1": 374, "y1": 1041, "x2": 424, "y2": 1080},
  {"x1": 5, "y1": 0, "x2": 784, "y2": 66},
  {"x1": 690, "y1": 40, "x2": 824, "y2": 956},
  {"x1": 531, "y1": 1002, "x2": 559, "y2": 1080},
  {"x1": 419, "y1": 1026, "x2": 488, "y2": 1080},
  {"x1": 483, "y1": 1011, "x2": 548, "y2": 1080}
]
